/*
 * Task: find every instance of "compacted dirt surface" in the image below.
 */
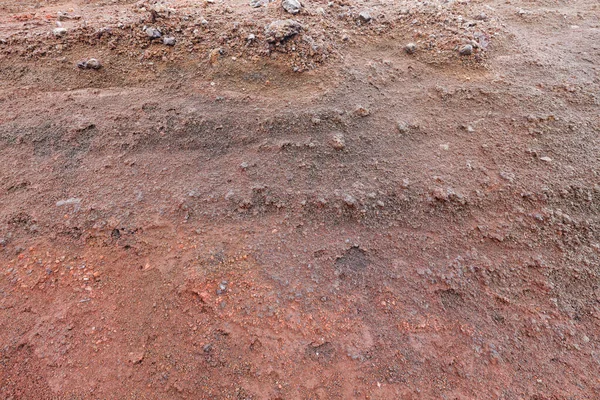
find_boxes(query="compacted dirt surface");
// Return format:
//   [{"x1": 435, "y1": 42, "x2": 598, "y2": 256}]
[{"x1": 1, "y1": 0, "x2": 600, "y2": 398}]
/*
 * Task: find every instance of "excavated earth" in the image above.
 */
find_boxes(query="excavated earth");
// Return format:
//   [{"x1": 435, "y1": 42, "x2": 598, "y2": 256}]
[{"x1": 1, "y1": 0, "x2": 600, "y2": 398}]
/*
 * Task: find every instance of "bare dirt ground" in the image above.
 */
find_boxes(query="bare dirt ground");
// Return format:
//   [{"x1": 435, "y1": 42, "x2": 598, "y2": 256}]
[{"x1": 0, "y1": 0, "x2": 599, "y2": 398}]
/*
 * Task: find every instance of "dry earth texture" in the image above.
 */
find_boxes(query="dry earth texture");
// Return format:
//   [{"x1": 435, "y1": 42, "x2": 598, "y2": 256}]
[{"x1": 1, "y1": 0, "x2": 600, "y2": 398}]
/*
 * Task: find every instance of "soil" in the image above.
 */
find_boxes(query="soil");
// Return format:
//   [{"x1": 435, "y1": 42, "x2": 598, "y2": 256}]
[{"x1": 1, "y1": 0, "x2": 600, "y2": 398}]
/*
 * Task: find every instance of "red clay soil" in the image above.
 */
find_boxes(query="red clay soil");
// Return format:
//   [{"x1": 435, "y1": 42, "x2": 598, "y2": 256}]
[{"x1": 1, "y1": 0, "x2": 600, "y2": 398}]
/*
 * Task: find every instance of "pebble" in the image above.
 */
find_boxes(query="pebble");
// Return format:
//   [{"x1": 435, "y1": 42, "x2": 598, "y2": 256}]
[
  {"x1": 459, "y1": 44, "x2": 473, "y2": 56},
  {"x1": 540, "y1": 156, "x2": 552, "y2": 162},
  {"x1": 354, "y1": 106, "x2": 370, "y2": 117},
  {"x1": 145, "y1": 27, "x2": 162, "y2": 39},
  {"x1": 77, "y1": 58, "x2": 102, "y2": 70},
  {"x1": 250, "y1": 0, "x2": 268, "y2": 7},
  {"x1": 499, "y1": 171, "x2": 515, "y2": 182},
  {"x1": 397, "y1": 121, "x2": 409, "y2": 133},
  {"x1": 358, "y1": 11, "x2": 372, "y2": 22},
  {"x1": 56, "y1": 197, "x2": 82, "y2": 206},
  {"x1": 282, "y1": 0, "x2": 302, "y2": 14},
  {"x1": 162, "y1": 36, "x2": 176, "y2": 46},
  {"x1": 216, "y1": 280, "x2": 228, "y2": 295},
  {"x1": 404, "y1": 42, "x2": 417, "y2": 54},
  {"x1": 343, "y1": 194, "x2": 358, "y2": 207},
  {"x1": 53, "y1": 27, "x2": 67, "y2": 37},
  {"x1": 329, "y1": 132, "x2": 346, "y2": 150},
  {"x1": 128, "y1": 351, "x2": 145, "y2": 364},
  {"x1": 247, "y1": 33, "x2": 256, "y2": 41}
]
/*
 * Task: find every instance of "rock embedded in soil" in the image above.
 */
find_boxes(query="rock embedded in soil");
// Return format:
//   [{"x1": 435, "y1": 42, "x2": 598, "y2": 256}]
[
  {"x1": 77, "y1": 58, "x2": 102, "y2": 70},
  {"x1": 53, "y1": 27, "x2": 67, "y2": 37},
  {"x1": 250, "y1": 0, "x2": 268, "y2": 7},
  {"x1": 459, "y1": 44, "x2": 473, "y2": 55},
  {"x1": 145, "y1": 27, "x2": 162, "y2": 39},
  {"x1": 329, "y1": 132, "x2": 346, "y2": 150},
  {"x1": 397, "y1": 120, "x2": 409, "y2": 133},
  {"x1": 282, "y1": 0, "x2": 302, "y2": 14},
  {"x1": 343, "y1": 194, "x2": 358, "y2": 207},
  {"x1": 358, "y1": 11, "x2": 372, "y2": 22},
  {"x1": 128, "y1": 351, "x2": 145, "y2": 364},
  {"x1": 162, "y1": 36, "x2": 176, "y2": 46},
  {"x1": 354, "y1": 106, "x2": 370, "y2": 117},
  {"x1": 265, "y1": 19, "x2": 303, "y2": 43},
  {"x1": 404, "y1": 42, "x2": 417, "y2": 54}
]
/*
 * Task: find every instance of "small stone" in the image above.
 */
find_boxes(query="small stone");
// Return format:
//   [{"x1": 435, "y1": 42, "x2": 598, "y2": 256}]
[
  {"x1": 354, "y1": 106, "x2": 370, "y2": 117},
  {"x1": 499, "y1": 171, "x2": 515, "y2": 182},
  {"x1": 474, "y1": 12, "x2": 487, "y2": 21},
  {"x1": 250, "y1": 0, "x2": 268, "y2": 7},
  {"x1": 128, "y1": 351, "x2": 145, "y2": 364},
  {"x1": 397, "y1": 121, "x2": 409, "y2": 133},
  {"x1": 56, "y1": 198, "x2": 83, "y2": 206},
  {"x1": 329, "y1": 133, "x2": 346, "y2": 150},
  {"x1": 216, "y1": 281, "x2": 228, "y2": 295},
  {"x1": 358, "y1": 11, "x2": 372, "y2": 22},
  {"x1": 53, "y1": 27, "x2": 67, "y2": 37},
  {"x1": 86, "y1": 58, "x2": 102, "y2": 69},
  {"x1": 459, "y1": 44, "x2": 473, "y2": 56},
  {"x1": 404, "y1": 42, "x2": 417, "y2": 54},
  {"x1": 282, "y1": 0, "x2": 302, "y2": 14},
  {"x1": 265, "y1": 19, "x2": 303, "y2": 43},
  {"x1": 540, "y1": 156, "x2": 552, "y2": 162},
  {"x1": 343, "y1": 194, "x2": 357, "y2": 207},
  {"x1": 145, "y1": 27, "x2": 162, "y2": 39},
  {"x1": 162, "y1": 36, "x2": 176, "y2": 46},
  {"x1": 77, "y1": 58, "x2": 102, "y2": 70},
  {"x1": 583, "y1": 335, "x2": 590, "y2": 343},
  {"x1": 247, "y1": 33, "x2": 256, "y2": 41},
  {"x1": 240, "y1": 162, "x2": 249, "y2": 170}
]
